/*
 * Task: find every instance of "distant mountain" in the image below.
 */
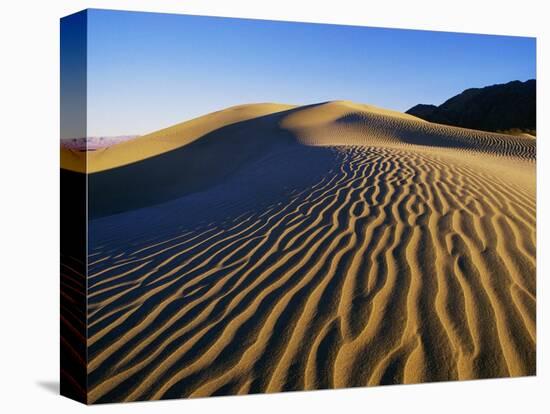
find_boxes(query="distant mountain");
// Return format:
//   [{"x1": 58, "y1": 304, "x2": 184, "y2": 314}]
[
  {"x1": 406, "y1": 79, "x2": 536, "y2": 135},
  {"x1": 61, "y1": 135, "x2": 139, "y2": 151}
]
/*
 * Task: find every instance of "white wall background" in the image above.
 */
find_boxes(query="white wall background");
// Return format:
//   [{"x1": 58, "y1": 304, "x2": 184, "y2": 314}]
[{"x1": 0, "y1": 0, "x2": 547, "y2": 412}]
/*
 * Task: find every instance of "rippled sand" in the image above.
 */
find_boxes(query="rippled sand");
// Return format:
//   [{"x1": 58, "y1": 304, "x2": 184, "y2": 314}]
[{"x1": 64, "y1": 101, "x2": 535, "y2": 403}]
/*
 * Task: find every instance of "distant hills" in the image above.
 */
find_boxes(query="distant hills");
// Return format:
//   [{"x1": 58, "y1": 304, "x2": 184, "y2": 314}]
[
  {"x1": 60, "y1": 135, "x2": 139, "y2": 151},
  {"x1": 406, "y1": 79, "x2": 536, "y2": 136}
]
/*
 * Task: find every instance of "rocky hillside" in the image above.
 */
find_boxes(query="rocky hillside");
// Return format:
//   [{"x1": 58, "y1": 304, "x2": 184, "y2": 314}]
[{"x1": 406, "y1": 79, "x2": 536, "y2": 135}]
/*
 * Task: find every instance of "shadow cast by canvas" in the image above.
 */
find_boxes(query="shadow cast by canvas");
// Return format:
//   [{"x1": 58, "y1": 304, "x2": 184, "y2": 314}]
[{"x1": 36, "y1": 381, "x2": 59, "y2": 395}]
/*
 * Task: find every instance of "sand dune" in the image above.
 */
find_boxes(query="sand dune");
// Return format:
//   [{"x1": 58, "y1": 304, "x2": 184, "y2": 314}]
[
  {"x1": 80, "y1": 101, "x2": 535, "y2": 217},
  {"x1": 81, "y1": 101, "x2": 535, "y2": 403},
  {"x1": 61, "y1": 103, "x2": 295, "y2": 173}
]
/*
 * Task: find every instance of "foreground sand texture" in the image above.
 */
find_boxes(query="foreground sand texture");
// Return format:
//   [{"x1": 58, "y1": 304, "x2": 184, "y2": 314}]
[{"x1": 79, "y1": 102, "x2": 536, "y2": 403}]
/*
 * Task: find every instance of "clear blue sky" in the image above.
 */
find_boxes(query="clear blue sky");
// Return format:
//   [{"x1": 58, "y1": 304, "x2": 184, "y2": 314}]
[{"x1": 83, "y1": 9, "x2": 536, "y2": 136}]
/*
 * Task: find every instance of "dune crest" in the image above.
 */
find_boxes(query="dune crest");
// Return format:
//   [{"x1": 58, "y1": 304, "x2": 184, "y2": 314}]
[
  {"x1": 281, "y1": 101, "x2": 535, "y2": 159},
  {"x1": 79, "y1": 101, "x2": 535, "y2": 217},
  {"x1": 62, "y1": 100, "x2": 535, "y2": 173},
  {"x1": 62, "y1": 103, "x2": 296, "y2": 173}
]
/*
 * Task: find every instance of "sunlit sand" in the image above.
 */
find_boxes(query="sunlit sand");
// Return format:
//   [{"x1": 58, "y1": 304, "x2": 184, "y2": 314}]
[{"x1": 64, "y1": 101, "x2": 535, "y2": 402}]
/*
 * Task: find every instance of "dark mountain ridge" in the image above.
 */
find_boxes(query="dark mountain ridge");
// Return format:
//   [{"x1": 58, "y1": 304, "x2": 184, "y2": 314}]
[{"x1": 406, "y1": 79, "x2": 536, "y2": 135}]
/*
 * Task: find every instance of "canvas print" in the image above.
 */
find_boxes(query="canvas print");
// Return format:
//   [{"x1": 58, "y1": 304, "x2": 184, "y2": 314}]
[{"x1": 60, "y1": 9, "x2": 536, "y2": 404}]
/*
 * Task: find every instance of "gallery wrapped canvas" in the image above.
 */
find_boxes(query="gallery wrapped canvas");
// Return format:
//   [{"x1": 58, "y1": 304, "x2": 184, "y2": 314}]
[{"x1": 60, "y1": 9, "x2": 536, "y2": 404}]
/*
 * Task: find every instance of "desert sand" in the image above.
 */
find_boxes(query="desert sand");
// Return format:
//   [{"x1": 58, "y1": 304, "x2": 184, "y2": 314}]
[{"x1": 74, "y1": 101, "x2": 535, "y2": 403}]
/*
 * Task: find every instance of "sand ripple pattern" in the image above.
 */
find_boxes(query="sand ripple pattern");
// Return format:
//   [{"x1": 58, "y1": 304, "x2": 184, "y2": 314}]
[
  {"x1": 87, "y1": 146, "x2": 535, "y2": 403},
  {"x1": 286, "y1": 104, "x2": 536, "y2": 161}
]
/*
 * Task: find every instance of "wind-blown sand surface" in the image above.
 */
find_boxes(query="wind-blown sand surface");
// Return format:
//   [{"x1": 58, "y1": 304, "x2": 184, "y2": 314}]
[{"x1": 72, "y1": 101, "x2": 535, "y2": 403}]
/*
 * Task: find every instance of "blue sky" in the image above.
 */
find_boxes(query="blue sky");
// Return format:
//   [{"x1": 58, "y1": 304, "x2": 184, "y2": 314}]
[{"x1": 83, "y1": 9, "x2": 536, "y2": 136}]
